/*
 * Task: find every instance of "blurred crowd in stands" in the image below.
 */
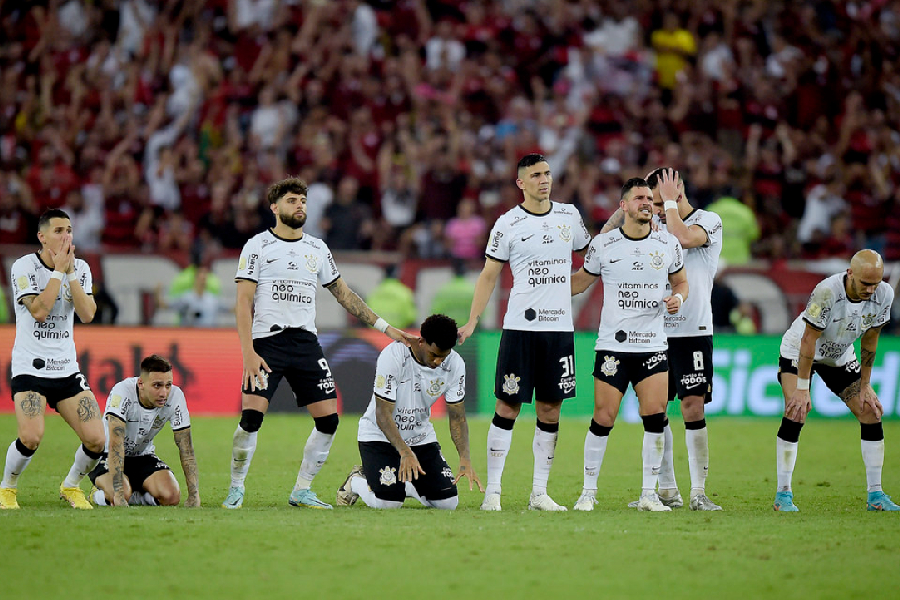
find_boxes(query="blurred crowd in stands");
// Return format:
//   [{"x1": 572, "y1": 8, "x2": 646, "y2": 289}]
[{"x1": 1, "y1": 0, "x2": 900, "y2": 268}]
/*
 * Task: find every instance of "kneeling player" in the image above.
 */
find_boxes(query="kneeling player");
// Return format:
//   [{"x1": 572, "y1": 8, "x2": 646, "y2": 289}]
[
  {"x1": 89, "y1": 355, "x2": 200, "y2": 507},
  {"x1": 337, "y1": 314, "x2": 482, "y2": 509}
]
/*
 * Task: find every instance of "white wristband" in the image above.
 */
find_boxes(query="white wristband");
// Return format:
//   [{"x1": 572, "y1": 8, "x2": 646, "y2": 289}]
[
  {"x1": 67, "y1": 271, "x2": 77, "y2": 282},
  {"x1": 664, "y1": 200, "x2": 678, "y2": 211},
  {"x1": 50, "y1": 271, "x2": 65, "y2": 281},
  {"x1": 673, "y1": 292, "x2": 684, "y2": 304},
  {"x1": 373, "y1": 317, "x2": 389, "y2": 333},
  {"x1": 796, "y1": 377, "x2": 810, "y2": 391}
]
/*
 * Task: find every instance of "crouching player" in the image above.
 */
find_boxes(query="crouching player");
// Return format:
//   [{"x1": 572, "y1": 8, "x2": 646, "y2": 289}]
[
  {"x1": 337, "y1": 314, "x2": 482, "y2": 509},
  {"x1": 89, "y1": 355, "x2": 200, "y2": 507}
]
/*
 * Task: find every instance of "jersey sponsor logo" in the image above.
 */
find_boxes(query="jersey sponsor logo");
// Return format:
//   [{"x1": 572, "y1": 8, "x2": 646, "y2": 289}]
[
  {"x1": 33, "y1": 320, "x2": 71, "y2": 341},
  {"x1": 680, "y1": 373, "x2": 707, "y2": 388},
  {"x1": 542, "y1": 234, "x2": 553, "y2": 244},
  {"x1": 558, "y1": 376, "x2": 576, "y2": 393},
  {"x1": 261, "y1": 237, "x2": 276, "y2": 247},
  {"x1": 304, "y1": 254, "x2": 319, "y2": 273},
  {"x1": 537, "y1": 308, "x2": 564, "y2": 322},
  {"x1": 632, "y1": 261, "x2": 643, "y2": 271},
  {"x1": 600, "y1": 355, "x2": 619, "y2": 376},
  {"x1": 643, "y1": 352, "x2": 666, "y2": 370},
  {"x1": 502, "y1": 373, "x2": 520, "y2": 395},
  {"x1": 609, "y1": 258, "x2": 622, "y2": 263},
  {"x1": 665, "y1": 314, "x2": 686, "y2": 328},
  {"x1": 266, "y1": 258, "x2": 278, "y2": 264},
  {"x1": 616, "y1": 282, "x2": 660, "y2": 310},
  {"x1": 527, "y1": 258, "x2": 568, "y2": 287},
  {"x1": 318, "y1": 375, "x2": 336, "y2": 393},
  {"x1": 441, "y1": 466, "x2": 453, "y2": 479},
  {"x1": 558, "y1": 224, "x2": 572, "y2": 242},
  {"x1": 649, "y1": 251, "x2": 665, "y2": 270},
  {"x1": 521, "y1": 234, "x2": 534, "y2": 242},
  {"x1": 426, "y1": 379, "x2": 444, "y2": 397},
  {"x1": 271, "y1": 282, "x2": 313, "y2": 304},
  {"x1": 490, "y1": 231, "x2": 503, "y2": 251},
  {"x1": 379, "y1": 466, "x2": 397, "y2": 487},
  {"x1": 818, "y1": 339, "x2": 847, "y2": 360},
  {"x1": 248, "y1": 254, "x2": 258, "y2": 271},
  {"x1": 627, "y1": 331, "x2": 658, "y2": 344}
]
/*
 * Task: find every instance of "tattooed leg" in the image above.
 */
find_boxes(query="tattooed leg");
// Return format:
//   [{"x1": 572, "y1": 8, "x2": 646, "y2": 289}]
[
  {"x1": 13, "y1": 391, "x2": 47, "y2": 450},
  {"x1": 57, "y1": 393, "x2": 105, "y2": 453}
]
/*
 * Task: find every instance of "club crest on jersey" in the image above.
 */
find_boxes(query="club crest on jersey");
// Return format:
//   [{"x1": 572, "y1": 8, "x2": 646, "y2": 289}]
[
  {"x1": 379, "y1": 466, "x2": 397, "y2": 487},
  {"x1": 558, "y1": 224, "x2": 572, "y2": 242},
  {"x1": 600, "y1": 355, "x2": 619, "y2": 376},
  {"x1": 305, "y1": 254, "x2": 318, "y2": 272},
  {"x1": 649, "y1": 251, "x2": 665, "y2": 270},
  {"x1": 426, "y1": 379, "x2": 444, "y2": 397},
  {"x1": 502, "y1": 373, "x2": 520, "y2": 395},
  {"x1": 63, "y1": 285, "x2": 73, "y2": 303},
  {"x1": 862, "y1": 313, "x2": 876, "y2": 328}
]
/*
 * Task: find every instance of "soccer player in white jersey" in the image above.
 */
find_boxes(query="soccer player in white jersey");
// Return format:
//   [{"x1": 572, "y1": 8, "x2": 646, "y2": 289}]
[
  {"x1": 638, "y1": 168, "x2": 724, "y2": 511},
  {"x1": 0, "y1": 209, "x2": 104, "y2": 510},
  {"x1": 458, "y1": 153, "x2": 590, "y2": 512},
  {"x1": 336, "y1": 314, "x2": 482, "y2": 509},
  {"x1": 223, "y1": 177, "x2": 413, "y2": 510},
  {"x1": 571, "y1": 177, "x2": 688, "y2": 512},
  {"x1": 774, "y1": 249, "x2": 899, "y2": 512},
  {"x1": 89, "y1": 355, "x2": 200, "y2": 507}
]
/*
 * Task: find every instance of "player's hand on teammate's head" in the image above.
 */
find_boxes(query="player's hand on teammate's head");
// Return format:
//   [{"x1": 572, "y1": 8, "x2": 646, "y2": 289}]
[{"x1": 457, "y1": 321, "x2": 476, "y2": 344}]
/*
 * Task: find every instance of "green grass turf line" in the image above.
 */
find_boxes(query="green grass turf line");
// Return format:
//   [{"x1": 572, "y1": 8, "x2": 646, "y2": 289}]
[{"x1": 0, "y1": 414, "x2": 897, "y2": 599}]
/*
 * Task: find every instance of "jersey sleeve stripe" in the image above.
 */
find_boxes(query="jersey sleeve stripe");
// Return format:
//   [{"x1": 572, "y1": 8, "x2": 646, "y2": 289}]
[
  {"x1": 323, "y1": 275, "x2": 341, "y2": 288},
  {"x1": 583, "y1": 266, "x2": 601, "y2": 277},
  {"x1": 485, "y1": 253, "x2": 507, "y2": 263},
  {"x1": 801, "y1": 317, "x2": 825, "y2": 331},
  {"x1": 670, "y1": 265, "x2": 685, "y2": 275},
  {"x1": 15, "y1": 293, "x2": 38, "y2": 303},
  {"x1": 172, "y1": 425, "x2": 190, "y2": 432},
  {"x1": 105, "y1": 412, "x2": 125, "y2": 422},
  {"x1": 576, "y1": 243, "x2": 589, "y2": 253},
  {"x1": 374, "y1": 392, "x2": 395, "y2": 403},
  {"x1": 235, "y1": 277, "x2": 257, "y2": 283}
]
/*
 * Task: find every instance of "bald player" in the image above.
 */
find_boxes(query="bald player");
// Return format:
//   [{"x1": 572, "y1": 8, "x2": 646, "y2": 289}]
[{"x1": 773, "y1": 250, "x2": 899, "y2": 512}]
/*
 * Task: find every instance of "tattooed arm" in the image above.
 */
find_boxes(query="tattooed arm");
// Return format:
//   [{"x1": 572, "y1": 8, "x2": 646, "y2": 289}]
[
  {"x1": 375, "y1": 395, "x2": 423, "y2": 482},
  {"x1": 860, "y1": 325, "x2": 883, "y2": 385},
  {"x1": 327, "y1": 278, "x2": 414, "y2": 346},
  {"x1": 174, "y1": 427, "x2": 200, "y2": 507},
  {"x1": 600, "y1": 208, "x2": 625, "y2": 234},
  {"x1": 107, "y1": 414, "x2": 129, "y2": 507},
  {"x1": 447, "y1": 401, "x2": 483, "y2": 492}
]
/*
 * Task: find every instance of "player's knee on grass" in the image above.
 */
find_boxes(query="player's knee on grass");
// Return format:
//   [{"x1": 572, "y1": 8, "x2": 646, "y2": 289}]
[
  {"x1": 427, "y1": 496, "x2": 459, "y2": 510},
  {"x1": 239, "y1": 409, "x2": 264, "y2": 432},
  {"x1": 155, "y1": 488, "x2": 181, "y2": 506},
  {"x1": 313, "y1": 413, "x2": 339, "y2": 435}
]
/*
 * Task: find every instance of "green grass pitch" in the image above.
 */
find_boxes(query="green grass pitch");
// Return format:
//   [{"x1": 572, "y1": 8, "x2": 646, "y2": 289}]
[{"x1": 0, "y1": 413, "x2": 897, "y2": 599}]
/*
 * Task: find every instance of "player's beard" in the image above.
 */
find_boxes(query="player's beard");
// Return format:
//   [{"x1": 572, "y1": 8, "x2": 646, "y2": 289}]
[
  {"x1": 628, "y1": 206, "x2": 652, "y2": 225},
  {"x1": 279, "y1": 210, "x2": 307, "y2": 230}
]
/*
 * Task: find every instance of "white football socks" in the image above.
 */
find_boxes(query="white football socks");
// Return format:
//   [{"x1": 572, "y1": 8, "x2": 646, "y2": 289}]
[
  {"x1": 776, "y1": 436, "x2": 799, "y2": 492},
  {"x1": 861, "y1": 439, "x2": 885, "y2": 493},
  {"x1": 2, "y1": 441, "x2": 34, "y2": 488},
  {"x1": 230, "y1": 426, "x2": 258, "y2": 488},
  {"x1": 582, "y1": 430, "x2": 609, "y2": 492},
  {"x1": 485, "y1": 424, "x2": 512, "y2": 496},
  {"x1": 63, "y1": 445, "x2": 101, "y2": 488},
  {"x1": 294, "y1": 428, "x2": 334, "y2": 491}
]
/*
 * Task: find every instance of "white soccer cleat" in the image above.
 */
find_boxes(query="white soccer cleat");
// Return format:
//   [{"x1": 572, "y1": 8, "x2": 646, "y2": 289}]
[
  {"x1": 528, "y1": 492, "x2": 568, "y2": 512},
  {"x1": 628, "y1": 489, "x2": 683, "y2": 509},
  {"x1": 689, "y1": 493, "x2": 723, "y2": 511},
  {"x1": 336, "y1": 465, "x2": 364, "y2": 507},
  {"x1": 637, "y1": 491, "x2": 672, "y2": 512},
  {"x1": 573, "y1": 490, "x2": 598, "y2": 511},
  {"x1": 480, "y1": 492, "x2": 502, "y2": 511}
]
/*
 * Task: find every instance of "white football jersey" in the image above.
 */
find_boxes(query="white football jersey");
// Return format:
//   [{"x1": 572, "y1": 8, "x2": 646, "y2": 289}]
[
  {"x1": 781, "y1": 273, "x2": 893, "y2": 366},
  {"x1": 357, "y1": 342, "x2": 466, "y2": 447},
  {"x1": 662, "y1": 209, "x2": 722, "y2": 337},
  {"x1": 485, "y1": 202, "x2": 590, "y2": 332},
  {"x1": 10, "y1": 253, "x2": 93, "y2": 378},
  {"x1": 584, "y1": 228, "x2": 685, "y2": 352},
  {"x1": 103, "y1": 377, "x2": 191, "y2": 457},
  {"x1": 235, "y1": 230, "x2": 341, "y2": 338}
]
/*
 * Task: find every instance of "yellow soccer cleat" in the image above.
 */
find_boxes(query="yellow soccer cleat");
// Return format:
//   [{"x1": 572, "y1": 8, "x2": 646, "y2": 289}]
[
  {"x1": 0, "y1": 487, "x2": 19, "y2": 509},
  {"x1": 59, "y1": 484, "x2": 93, "y2": 510}
]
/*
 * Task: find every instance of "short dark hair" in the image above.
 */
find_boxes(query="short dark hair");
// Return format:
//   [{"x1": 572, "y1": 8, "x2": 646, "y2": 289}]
[
  {"x1": 140, "y1": 354, "x2": 173, "y2": 375},
  {"x1": 38, "y1": 209, "x2": 71, "y2": 230},
  {"x1": 266, "y1": 177, "x2": 308, "y2": 205},
  {"x1": 645, "y1": 168, "x2": 666, "y2": 190},
  {"x1": 517, "y1": 153, "x2": 547, "y2": 175},
  {"x1": 620, "y1": 178, "x2": 649, "y2": 200},
  {"x1": 420, "y1": 314, "x2": 458, "y2": 351}
]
